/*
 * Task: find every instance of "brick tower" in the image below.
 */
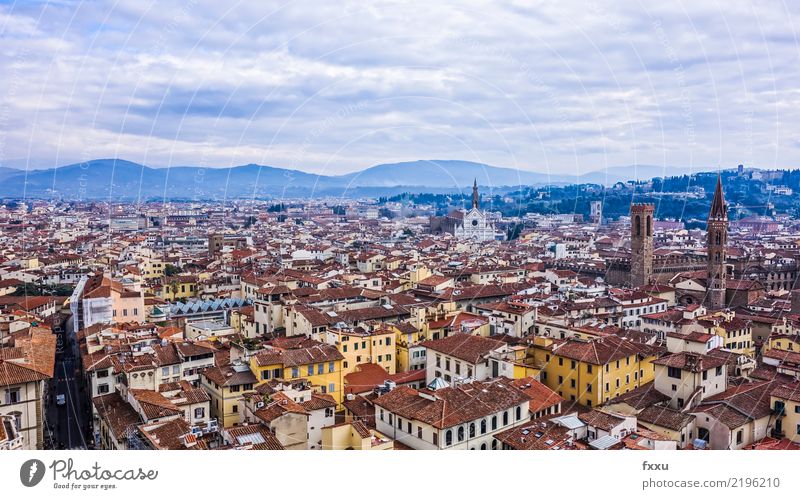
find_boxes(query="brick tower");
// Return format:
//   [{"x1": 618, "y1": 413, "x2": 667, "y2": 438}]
[
  {"x1": 630, "y1": 203, "x2": 654, "y2": 287},
  {"x1": 707, "y1": 174, "x2": 728, "y2": 309}
]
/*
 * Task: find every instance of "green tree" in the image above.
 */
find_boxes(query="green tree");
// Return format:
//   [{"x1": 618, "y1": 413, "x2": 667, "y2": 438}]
[{"x1": 164, "y1": 264, "x2": 182, "y2": 276}]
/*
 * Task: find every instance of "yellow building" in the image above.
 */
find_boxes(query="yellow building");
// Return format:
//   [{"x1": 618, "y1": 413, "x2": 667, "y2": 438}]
[
  {"x1": 321, "y1": 420, "x2": 393, "y2": 450},
  {"x1": 771, "y1": 384, "x2": 800, "y2": 443},
  {"x1": 390, "y1": 322, "x2": 426, "y2": 372},
  {"x1": 199, "y1": 365, "x2": 257, "y2": 428},
  {"x1": 229, "y1": 307, "x2": 257, "y2": 338},
  {"x1": 250, "y1": 344, "x2": 345, "y2": 405},
  {"x1": 159, "y1": 275, "x2": 199, "y2": 300},
  {"x1": 764, "y1": 334, "x2": 800, "y2": 354},
  {"x1": 141, "y1": 259, "x2": 166, "y2": 279},
  {"x1": 699, "y1": 312, "x2": 755, "y2": 357},
  {"x1": 507, "y1": 344, "x2": 542, "y2": 380},
  {"x1": 409, "y1": 302, "x2": 457, "y2": 333},
  {"x1": 531, "y1": 336, "x2": 660, "y2": 407},
  {"x1": 407, "y1": 265, "x2": 431, "y2": 285},
  {"x1": 324, "y1": 327, "x2": 396, "y2": 376},
  {"x1": 414, "y1": 306, "x2": 490, "y2": 341}
]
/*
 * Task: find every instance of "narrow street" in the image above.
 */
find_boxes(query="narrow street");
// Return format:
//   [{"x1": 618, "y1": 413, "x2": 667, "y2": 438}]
[{"x1": 45, "y1": 313, "x2": 92, "y2": 449}]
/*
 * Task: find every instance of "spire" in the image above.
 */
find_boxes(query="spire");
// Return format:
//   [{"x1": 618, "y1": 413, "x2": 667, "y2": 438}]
[
  {"x1": 472, "y1": 178, "x2": 479, "y2": 209},
  {"x1": 709, "y1": 174, "x2": 727, "y2": 220}
]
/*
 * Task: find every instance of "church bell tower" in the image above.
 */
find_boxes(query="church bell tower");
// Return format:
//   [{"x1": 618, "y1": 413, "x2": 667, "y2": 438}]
[{"x1": 707, "y1": 174, "x2": 728, "y2": 309}]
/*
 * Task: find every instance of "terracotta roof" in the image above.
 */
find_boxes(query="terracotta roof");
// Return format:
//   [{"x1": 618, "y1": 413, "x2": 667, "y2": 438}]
[
  {"x1": 301, "y1": 393, "x2": 337, "y2": 411},
  {"x1": 254, "y1": 392, "x2": 309, "y2": 423},
  {"x1": 578, "y1": 409, "x2": 625, "y2": 431},
  {"x1": 139, "y1": 419, "x2": 208, "y2": 450},
  {"x1": 508, "y1": 377, "x2": 564, "y2": 414},
  {"x1": 552, "y1": 336, "x2": 658, "y2": 365},
  {"x1": 0, "y1": 329, "x2": 56, "y2": 386},
  {"x1": 694, "y1": 381, "x2": 776, "y2": 429},
  {"x1": 373, "y1": 377, "x2": 531, "y2": 430},
  {"x1": 770, "y1": 382, "x2": 800, "y2": 403},
  {"x1": 652, "y1": 352, "x2": 728, "y2": 372},
  {"x1": 129, "y1": 389, "x2": 183, "y2": 420},
  {"x1": 494, "y1": 415, "x2": 579, "y2": 450},
  {"x1": 420, "y1": 333, "x2": 505, "y2": 364},
  {"x1": 93, "y1": 393, "x2": 141, "y2": 439},
  {"x1": 253, "y1": 344, "x2": 343, "y2": 367},
  {"x1": 607, "y1": 382, "x2": 670, "y2": 410},
  {"x1": 201, "y1": 365, "x2": 257, "y2": 387},
  {"x1": 224, "y1": 424, "x2": 285, "y2": 450},
  {"x1": 637, "y1": 405, "x2": 695, "y2": 431}
]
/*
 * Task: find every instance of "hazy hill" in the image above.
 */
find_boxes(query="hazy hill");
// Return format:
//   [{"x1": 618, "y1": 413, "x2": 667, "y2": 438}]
[{"x1": 0, "y1": 158, "x2": 710, "y2": 200}]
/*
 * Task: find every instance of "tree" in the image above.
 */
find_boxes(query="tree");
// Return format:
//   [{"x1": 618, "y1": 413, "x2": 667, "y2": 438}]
[
  {"x1": 506, "y1": 223, "x2": 524, "y2": 241},
  {"x1": 11, "y1": 283, "x2": 42, "y2": 296},
  {"x1": 164, "y1": 264, "x2": 182, "y2": 276}
]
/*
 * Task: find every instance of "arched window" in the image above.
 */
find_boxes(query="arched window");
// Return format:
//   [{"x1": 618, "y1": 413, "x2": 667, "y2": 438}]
[
  {"x1": 469, "y1": 422, "x2": 476, "y2": 438},
  {"x1": 646, "y1": 216, "x2": 652, "y2": 237},
  {"x1": 716, "y1": 232, "x2": 721, "y2": 245},
  {"x1": 503, "y1": 411, "x2": 509, "y2": 426},
  {"x1": 457, "y1": 426, "x2": 465, "y2": 442},
  {"x1": 481, "y1": 442, "x2": 487, "y2": 450},
  {"x1": 445, "y1": 430, "x2": 453, "y2": 446},
  {"x1": 480, "y1": 419, "x2": 487, "y2": 434},
  {"x1": 491, "y1": 416, "x2": 497, "y2": 430},
  {"x1": 492, "y1": 439, "x2": 498, "y2": 450},
  {"x1": 635, "y1": 215, "x2": 641, "y2": 236},
  {"x1": 515, "y1": 406, "x2": 522, "y2": 420}
]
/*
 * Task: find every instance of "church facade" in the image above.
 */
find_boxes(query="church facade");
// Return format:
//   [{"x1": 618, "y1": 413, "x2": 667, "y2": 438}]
[{"x1": 453, "y1": 180, "x2": 502, "y2": 242}]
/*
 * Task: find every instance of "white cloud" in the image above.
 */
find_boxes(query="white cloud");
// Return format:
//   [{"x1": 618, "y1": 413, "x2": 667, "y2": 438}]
[{"x1": 0, "y1": 0, "x2": 799, "y2": 174}]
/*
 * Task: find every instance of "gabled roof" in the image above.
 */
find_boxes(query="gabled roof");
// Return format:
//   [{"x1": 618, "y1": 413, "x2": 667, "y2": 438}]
[
  {"x1": 420, "y1": 333, "x2": 505, "y2": 364},
  {"x1": 373, "y1": 377, "x2": 531, "y2": 429},
  {"x1": 637, "y1": 405, "x2": 695, "y2": 431},
  {"x1": 652, "y1": 352, "x2": 728, "y2": 372},
  {"x1": 0, "y1": 329, "x2": 56, "y2": 386},
  {"x1": 253, "y1": 344, "x2": 344, "y2": 367}
]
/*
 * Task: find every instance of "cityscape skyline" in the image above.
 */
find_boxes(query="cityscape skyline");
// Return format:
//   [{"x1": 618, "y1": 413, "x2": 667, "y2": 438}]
[{"x1": 3, "y1": 4, "x2": 800, "y2": 496}]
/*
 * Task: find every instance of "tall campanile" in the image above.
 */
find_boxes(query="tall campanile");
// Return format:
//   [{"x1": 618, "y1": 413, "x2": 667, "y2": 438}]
[
  {"x1": 707, "y1": 174, "x2": 728, "y2": 309},
  {"x1": 630, "y1": 203, "x2": 654, "y2": 287}
]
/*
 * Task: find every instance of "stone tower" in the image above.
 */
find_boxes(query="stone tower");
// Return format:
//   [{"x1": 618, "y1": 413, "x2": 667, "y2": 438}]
[
  {"x1": 707, "y1": 174, "x2": 728, "y2": 309},
  {"x1": 590, "y1": 200, "x2": 603, "y2": 224},
  {"x1": 630, "y1": 203, "x2": 654, "y2": 287},
  {"x1": 471, "y1": 178, "x2": 480, "y2": 209},
  {"x1": 208, "y1": 233, "x2": 225, "y2": 257}
]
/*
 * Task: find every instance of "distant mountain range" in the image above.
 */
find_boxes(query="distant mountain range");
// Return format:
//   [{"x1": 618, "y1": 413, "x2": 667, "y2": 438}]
[{"x1": 0, "y1": 159, "x2": 704, "y2": 200}]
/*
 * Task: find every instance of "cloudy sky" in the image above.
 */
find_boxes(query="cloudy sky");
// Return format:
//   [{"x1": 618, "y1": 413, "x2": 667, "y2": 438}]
[{"x1": 0, "y1": 0, "x2": 799, "y2": 176}]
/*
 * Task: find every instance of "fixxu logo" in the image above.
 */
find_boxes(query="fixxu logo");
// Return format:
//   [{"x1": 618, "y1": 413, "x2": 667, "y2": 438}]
[{"x1": 20, "y1": 459, "x2": 46, "y2": 487}]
